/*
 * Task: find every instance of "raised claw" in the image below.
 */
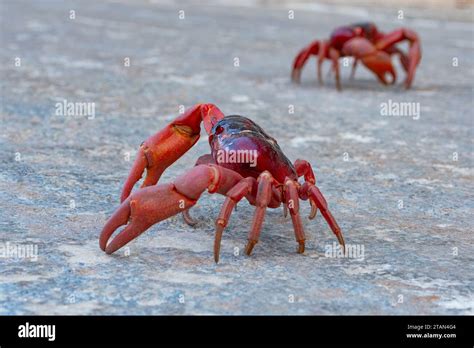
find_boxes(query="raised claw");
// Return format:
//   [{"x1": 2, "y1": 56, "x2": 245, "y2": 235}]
[{"x1": 120, "y1": 104, "x2": 225, "y2": 202}]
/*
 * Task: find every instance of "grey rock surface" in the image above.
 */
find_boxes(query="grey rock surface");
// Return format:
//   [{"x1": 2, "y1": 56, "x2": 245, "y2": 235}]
[{"x1": 0, "y1": 0, "x2": 473, "y2": 315}]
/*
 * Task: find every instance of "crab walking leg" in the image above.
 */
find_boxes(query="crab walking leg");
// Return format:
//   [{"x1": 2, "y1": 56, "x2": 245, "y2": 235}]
[
  {"x1": 307, "y1": 185, "x2": 345, "y2": 252},
  {"x1": 328, "y1": 47, "x2": 341, "y2": 90},
  {"x1": 294, "y1": 159, "x2": 317, "y2": 219},
  {"x1": 214, "y1": 177, "x2": 255, "y2": 263},
  {"x1": 292, "y1": 40, "x2": 320, "y2": 83},
  {"x1": 100, "y1": 164, "x2": 243, "y2": 254},
  {"x1": 284, "y1": 179, "x2": 306, "y2": 253},
  {"x1": 245, "y1": 171, "x2": 274, "y2": 256},
  {"x1": 282, "y1": 203, "x2": 288, "y2": 218},
  {"x1": 120, "y1": 104, "x2": 224, "y2": 202},
  {"x1": 350, "y1": 58, "x2": 358, "y2": 80},
  {"x1": 317, "y1": 40, "x2": 329, "y2": 84}
]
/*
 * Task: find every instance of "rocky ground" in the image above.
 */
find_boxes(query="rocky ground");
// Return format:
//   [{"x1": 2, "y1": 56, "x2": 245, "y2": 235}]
[{"x1": 0, "y1": 0, "x2": 473, "y2": 314}]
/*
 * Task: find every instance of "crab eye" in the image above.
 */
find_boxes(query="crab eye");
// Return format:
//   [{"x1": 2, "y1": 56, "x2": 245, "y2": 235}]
[{"x1": 214, "y1": 125, "x2": 224, "y2": 135}]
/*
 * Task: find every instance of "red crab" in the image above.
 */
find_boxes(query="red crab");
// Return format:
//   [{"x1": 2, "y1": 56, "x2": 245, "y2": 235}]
[
  {"x1": 99, "y1": 104, "x2": 345, "y2": 262},
  {"x1": 291, "y1": 22, "x2": 421, "y2": 89}
]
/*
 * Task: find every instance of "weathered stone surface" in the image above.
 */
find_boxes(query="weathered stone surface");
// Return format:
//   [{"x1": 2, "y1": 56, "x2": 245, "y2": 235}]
[{"x1": 0, "y1": 0, "x2": 472, "y2": 315}]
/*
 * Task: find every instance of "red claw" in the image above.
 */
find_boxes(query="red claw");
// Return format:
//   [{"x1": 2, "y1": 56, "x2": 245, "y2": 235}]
[
  {"x1": 102, "y1": 164, "x2": 243, "y2": 254},
  {"x1": 120, "y1": 104, "x2": 224, "y2": 202},
  {"x1": 102, "y1": 184, "x2": 195, "y2": 254},
  {"x1": 375, "y1": 28, "x2": 421, "y2": 88}
]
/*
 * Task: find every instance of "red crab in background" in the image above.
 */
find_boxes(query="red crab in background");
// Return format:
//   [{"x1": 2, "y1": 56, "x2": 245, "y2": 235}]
[
  {"x1": 291, "y1": 22, "x2": 421, "y2": 89},
  {"x1": 100, "y1": 104, "x2": 345, "y2": 262}
]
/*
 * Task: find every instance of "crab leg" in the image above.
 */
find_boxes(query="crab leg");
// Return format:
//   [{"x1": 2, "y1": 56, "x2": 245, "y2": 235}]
[
  {"x1": 329, "y1": 47, "x2": 342, "y2": 90},
  {"x1": 120, "y1": 104, "x2": 224, "y2": 202},
  {"x1": 292, "y1": 40, "x2": 321, "y2": 83},
  {"x1": 213, "y1": 177, "x2": 255, "y2": 263},
  {"x1": 245, "y1": 171, "x2": 274, "y2": 256},
  {"x1": 284, "y1": 178, "x2": 306, "y2": 253},
  {"x1": 350, "y1": 58, "x2": 358, "y2": 80},
  {"x1": 317, "y1": 40, "x2": 329, "y2": 84},
  {"x1": 294, "y1": 159, "x2": 317, "y2": 219},
  {"x1": 100, "y1": 164, "x2": 243, "y2": 254},
  {"x1": 307, "y1": 184, "x2": 345, "y2": 252}
]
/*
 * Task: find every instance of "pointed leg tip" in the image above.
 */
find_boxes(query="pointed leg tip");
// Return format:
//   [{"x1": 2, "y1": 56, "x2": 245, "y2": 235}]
[
  {"x1": 213, "y1": 244, "x2": 221, "y2": 264},
  {"x1": 291, "y1": 69, "x2": 301, "y2": 83},
  {"x1": 213, "y1": 224, "x2": 224, "y2": 264},
  {"x1": 337, "y1": 234, "x2": 346, "y2": 253},
  {"x1": 245, "y1": 241, "x2": 256, "y2": 256},
  {"x1": 297, "y1": 241, "x2": 305, "y2": 254}
]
